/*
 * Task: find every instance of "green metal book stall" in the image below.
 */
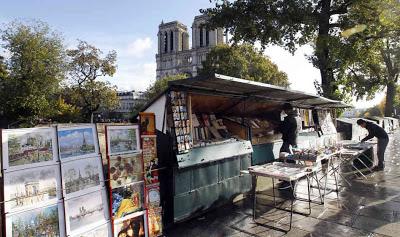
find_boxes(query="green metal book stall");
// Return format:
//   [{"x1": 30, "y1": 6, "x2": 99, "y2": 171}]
[{"x1": 141, "y1": 73, "x2": 348, "y2": 226}]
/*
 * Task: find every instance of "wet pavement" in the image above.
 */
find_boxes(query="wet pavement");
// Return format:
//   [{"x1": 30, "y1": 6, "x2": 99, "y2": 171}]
[{"x1": 167, "y1": 130, "x2": 400, "y2": 237}]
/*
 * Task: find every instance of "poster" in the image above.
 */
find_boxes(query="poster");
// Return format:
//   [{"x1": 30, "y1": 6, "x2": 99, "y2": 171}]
[
  {"x1": 58, "y1": 125, "x2": 99, "y2": 161},
  {"x1": 109, "y1": 153, "x2": 143, "y2": 189},
  {"x1": 142, "y1": 135, "x2": 158, "y2": 184},
  {"x1": 113, "y1": 212, "x2": 146, "y2": 237},
  {"x1": 145, "y1": 183, "x2": 160, "y2": 209},
  {"x1": 1, "y1": 127, "x2": 58, "y2": 171},
  {"x1": 6, "y1": 202, "x2": 65, "y2": 237},
  {"x1": 139, "y1": 112, "x2": 156, "y2": 135},
  {"x1": 106, "y1": 125, "x2": 140, "y2": 155},
  {"x1": 112, "y1": 181, "x2": 144, "y2": 219},
  {"x1": 65, "y1": 189, "x2": 109, "y2": 235},
  {"x1": 61, "y1": 156, "x2": 103, "y2": 198},
  {"x1": 148, "y1": 208, "x2": 163, "y2": 237},
  {"x1": 4, "y1": 164, "x2": 61, "y2": 213}
]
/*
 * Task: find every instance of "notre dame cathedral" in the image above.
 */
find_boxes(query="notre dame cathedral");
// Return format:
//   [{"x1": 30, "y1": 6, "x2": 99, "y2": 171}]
[{"x1": 156, "y1": 15, "x2": 225, "y2": 80}]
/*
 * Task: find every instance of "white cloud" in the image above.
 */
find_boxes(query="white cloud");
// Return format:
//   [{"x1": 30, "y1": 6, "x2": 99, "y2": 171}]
[
  {"x1": 112, "y1": 62, "x2": 156, "y2": 92},
  {"x1": 127, "y1": 37, "x2": 153, "y2": 58}
]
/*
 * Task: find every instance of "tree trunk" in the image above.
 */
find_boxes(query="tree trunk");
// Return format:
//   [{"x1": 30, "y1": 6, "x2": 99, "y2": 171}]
[
  {"x1": 316, "y1": 0, "x2": 336, "y2": 99},
  {"x1": 385, "y1": 80, "x2": 396, "y2": 117}
]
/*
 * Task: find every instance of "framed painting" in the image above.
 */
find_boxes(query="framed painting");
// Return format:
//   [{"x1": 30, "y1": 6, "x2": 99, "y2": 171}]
[
  {"x1": 112, "y1": 181, "x2": 144, "y2": 219},
  {"x1": 57, "y1": 124, "x2": 99, "y2": 161},
  {"x1": 1, "y1": 127, "x2": 58, "y2": 171},
  {"x1": 3, "y1": 164, "x2": 61, "y2": 213},
  {"x1": 109, "y1": 153, "x2": 143, "y2": 189},
  {"x1": 145, "y1": 183, "x2": 160, "y2": 209},
  {"x1": 113, "y1": 211, "x2": 147, "y2": 237},
  {"x1": 61, "y1": 156, "x2": 104, "y2": 199},
  {"x1": 106, "y1": 125, "x2": 140, "y2": 155},
  {"x1": 147, "y1": 207, "x2": 163, "y2": 237},
  {"x1": 139, "y1": 112, "x2": 156, "y2": 135},
  {"x1": 6, "y1": 202, "x2": 65, "y2": 237},
  {"x1": 64, "y1": 189, "x2": 110, "y2": 236},
  {"x1": 70, "y1": 221, "x2": 112, "y2": 237}
]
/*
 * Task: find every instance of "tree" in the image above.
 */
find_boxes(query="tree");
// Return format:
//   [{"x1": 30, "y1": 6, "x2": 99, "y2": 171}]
[
  {"x1": 0, "y1": 21, "x2": 65, "y2": 126},
  {"x1": 334, "y1": 0, "x2": 400, "y2": 116},
  {"x1": 132, "y1": 74, "x2": 188, "y2": 116},
  {"x1": 66, "y1": 41, "x2": 119, "y2": 122},
  {"x1": 203, "y1": 0, "x2": 364, "y2": 100},
  {"x1": 200, "y1": 44, "x2": 289, "y2": 87}
]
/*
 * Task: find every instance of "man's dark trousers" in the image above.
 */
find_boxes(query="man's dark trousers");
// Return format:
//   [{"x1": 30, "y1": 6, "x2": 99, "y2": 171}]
[{"x1": 377, "y1": 138, "x2": 389, "y2": 168}]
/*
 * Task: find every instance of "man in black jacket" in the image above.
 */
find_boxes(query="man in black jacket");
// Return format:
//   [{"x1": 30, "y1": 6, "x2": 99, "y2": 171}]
[
  {"x1": 357, "y1": 119, "x2": 389, "y2": 171},
  {"x1": 280, "y1": 103, "x2": 298, "y2": 154}
]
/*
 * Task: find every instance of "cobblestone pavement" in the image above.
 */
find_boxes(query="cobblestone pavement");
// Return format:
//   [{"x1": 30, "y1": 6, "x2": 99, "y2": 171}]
[{"x1": 167, "y1": 130, "x2": 400, "y2": 237}]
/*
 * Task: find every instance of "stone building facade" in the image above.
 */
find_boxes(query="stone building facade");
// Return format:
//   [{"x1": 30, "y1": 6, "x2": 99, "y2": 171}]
[{"x1": 156, "y1": 15, "x2": 225, "y2": 80}]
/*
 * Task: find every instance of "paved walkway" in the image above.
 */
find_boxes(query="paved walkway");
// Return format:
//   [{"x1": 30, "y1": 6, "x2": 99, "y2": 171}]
[{"x1": 167, "y1": 130, "x2": 400, "y2": 237}]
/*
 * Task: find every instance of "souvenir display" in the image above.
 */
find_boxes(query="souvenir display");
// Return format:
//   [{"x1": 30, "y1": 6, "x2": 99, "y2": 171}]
[
  {"x1": 140, "y1": 112, "x2": 156, "y2": 135},
  {"x1": 64, "y1": 189, "x2": 110, "y2": 235},
  {"x1": 61, "y1": 156, "x2": 103, "y2": 198},
  {"x1": 147, "y1": 207, "x2": 163, "y2": 237},
  {"x1": 3, "y1": 164, "x2": 61, "y2": 213},
  {"x1": 169, "y1": 91, "x2": 192, "y2": 154},
  {"x1": 106, "y1": 125, "x2": 140, "y2": 155},
  {"x1": 109, "y1": 153, "x2": 144, "y2": 188},
  {"x1": 5, "y1": 202, "x2": 65, "y2": 237},
  {"x1": 113, "y1": 212, "x2": 146, "y2": 237},
  {"x1": 58, "y1": 125, "x2": 99, "y2": 161},
  {"x1": 112, "y1": 181, "x2": 144, "y2": 219},
  {"x1": 1, "y1": 127, "x2": 58, "y2": 171},
  {"x1": 145, "y1": 183, "x2": 160, "y2": 209}
]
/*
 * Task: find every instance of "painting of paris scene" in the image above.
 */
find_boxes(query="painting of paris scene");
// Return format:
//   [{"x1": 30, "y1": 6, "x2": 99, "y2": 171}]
[
  {"x1": 4, "y1": 128, "x2": 55, "y2": 169},
  {"x1": 107, "y1": 126, "x2": 139, "y2": 155},
  {"x1": 66, "y1": 190, "x2": 107, "y2": 234},
  {"x1": 109, "y1": 153, "x2": 143, "y2": 188},
  {"x1": 61, "y1": 158, "x2": 101, "y2": 196},
  {"x1": 58, "y1": 126, "x2": 97, "y2": 159},
  {"x1": 4, "y1": 165, "x2": 59, "y2": 212},
  {"x1": 8, "y1": 204, "x2": 61, "y2": 237}
]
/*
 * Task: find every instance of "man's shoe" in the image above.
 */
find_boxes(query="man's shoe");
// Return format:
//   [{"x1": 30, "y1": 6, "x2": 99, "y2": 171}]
[{"x1": 372, "y1": 166, "x2": 384, "y2": 172}]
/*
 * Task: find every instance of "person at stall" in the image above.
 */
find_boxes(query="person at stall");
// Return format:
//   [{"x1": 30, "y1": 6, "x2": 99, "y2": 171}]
[
  {"x1": 357, "y1": 119, "x2": 389, "y2": 171},
  {"x1": 279, "y1": 103, "x2": 298, "y2": 157}
]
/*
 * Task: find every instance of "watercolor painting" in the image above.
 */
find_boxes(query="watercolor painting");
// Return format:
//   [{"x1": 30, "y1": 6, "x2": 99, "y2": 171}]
[
  {"x1": 3, "y1": 128, "x2": 56, "y2": 169},
  {"x1": 58, "y1": 126, "x2": 97, "y2": 159},
  {"x1": 109, "y1": 153, "x2": 143, "y2": 188},
  {"x1": 7, "y1": 204, "x2": 61, "y2": 237},
  {"x1": 61, "y1": 157, "x2": 102, "y2": 196},
  {"x1": 107, "y1": 126, "x2": 139, "y2": 155},
  {"x1": 112, "y1": 182, "x2": 144, "y2": 219},
  {"x1": 65, "y1": 190, "x2": 108, "y2": 234},
  {"x1": 4, "y1": 165, "x2": 60, "y2": 212}
]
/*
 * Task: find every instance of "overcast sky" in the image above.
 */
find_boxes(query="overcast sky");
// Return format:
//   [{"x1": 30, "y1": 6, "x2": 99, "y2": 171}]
[{"x1": 0, "y1": 0, "x2": 384, "y2": 108}]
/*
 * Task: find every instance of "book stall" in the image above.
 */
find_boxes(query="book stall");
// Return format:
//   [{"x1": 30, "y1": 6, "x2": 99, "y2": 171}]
[{"x1": 141, "y1": 73, "x2": 349, "y2": 227}]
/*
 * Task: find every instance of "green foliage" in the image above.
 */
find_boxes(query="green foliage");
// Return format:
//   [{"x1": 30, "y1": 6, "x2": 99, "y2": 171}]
[
  {"x1": 65, "y1": 41, "x2": 119, "y2": 122},
  {"x1": 200, "y1": 44, "x2": 289, "y2": 87},
  {"x1": 132, "y1": 74, "x2": 188, "y2": 115},
  {"x1": 0, "y1": 21, "x2": 66, "y2": 126}
]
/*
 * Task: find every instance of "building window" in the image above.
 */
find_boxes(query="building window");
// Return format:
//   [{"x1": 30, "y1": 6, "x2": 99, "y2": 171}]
[
  {"x1": 206, "y1": 30, "x2": 209, "y2": 46},
  {"x1": 170, "y1": 31, "x2": 174, "y2": 51},
  {"x1": 199, "y1": 26, "x2": 203, "y2": 47},
  {"x1": 164, "y1": 32, "x2": 168, "y2": 53},
  {"x1": 181, "y1": 32, "x2": 185, "y2": 50}
]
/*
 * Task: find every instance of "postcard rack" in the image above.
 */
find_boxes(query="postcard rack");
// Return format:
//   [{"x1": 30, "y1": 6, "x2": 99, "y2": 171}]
[{"x1": 0, "y1": 125, "x2": 111, "y2": 237}]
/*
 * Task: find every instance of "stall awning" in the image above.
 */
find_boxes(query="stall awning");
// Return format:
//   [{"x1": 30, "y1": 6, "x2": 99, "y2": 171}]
[{"x1": 169, "y1": 74, "x2": 350, "y2": 109}]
